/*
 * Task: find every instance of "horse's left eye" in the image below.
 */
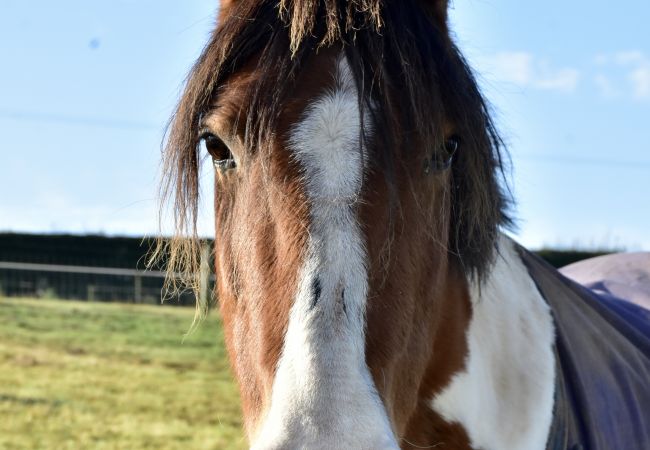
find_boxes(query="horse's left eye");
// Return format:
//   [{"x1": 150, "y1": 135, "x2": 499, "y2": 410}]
[
  {"x1": 200, "y1": 132, "x2": 236, "y2": 170},
  {"x1": 444, "y1": 135, "x2": 460, "y2": 155}
]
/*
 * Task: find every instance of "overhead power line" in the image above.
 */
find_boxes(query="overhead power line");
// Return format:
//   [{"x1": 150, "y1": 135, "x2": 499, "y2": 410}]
[
  {"x1": 0, "y1": 108, "x2": 160, "y2": 131},
  {"x1": 518, "y1": 153, "x2": 650, "y2": 170},
  {"x1": 1, "y1": 107, "x2": 649, "y2": 170}
]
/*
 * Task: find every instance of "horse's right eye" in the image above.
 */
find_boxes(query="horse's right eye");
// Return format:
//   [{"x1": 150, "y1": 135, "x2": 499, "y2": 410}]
[{"x1": 200, "y1": 132, "x2": 236, "y2": 170}]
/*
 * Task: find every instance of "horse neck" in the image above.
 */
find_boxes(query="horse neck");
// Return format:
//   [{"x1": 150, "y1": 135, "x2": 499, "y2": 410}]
[{"x1": 427, "y1": 234, "x2": 556, "y2": 449}]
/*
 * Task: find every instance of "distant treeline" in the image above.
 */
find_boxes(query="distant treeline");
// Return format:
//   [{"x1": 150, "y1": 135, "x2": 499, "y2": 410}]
[
  {"x1": 0, "y1": 232, "x2": 614, "y2": 303},
  {"x1": 0, "y1": 233, "x2": 195, "y2": 303},
  {"x1": 535, "y1": 249, "x2": 613, "y2": 269},
  {"x1": 0, "y1": 232, "x2": 613, "y2": 270},
  {"x1": 0, "y1": 233, "x2": 159, "y2": 269}
]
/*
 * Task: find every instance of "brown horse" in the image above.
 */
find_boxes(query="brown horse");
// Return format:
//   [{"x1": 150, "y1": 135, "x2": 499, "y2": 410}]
[{"x1": 157, "y1": 1, "x2": 650, "y2": 448}]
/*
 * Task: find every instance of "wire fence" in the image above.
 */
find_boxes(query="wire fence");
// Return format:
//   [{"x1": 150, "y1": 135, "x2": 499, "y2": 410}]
[{"x1": 0, "y1": 261, "x2": 213, "y2": 306}]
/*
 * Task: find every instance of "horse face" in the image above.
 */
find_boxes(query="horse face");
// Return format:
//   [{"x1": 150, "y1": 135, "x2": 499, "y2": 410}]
[{"x1": 201, "y1": 44, "x2": 472, "y2": 447}]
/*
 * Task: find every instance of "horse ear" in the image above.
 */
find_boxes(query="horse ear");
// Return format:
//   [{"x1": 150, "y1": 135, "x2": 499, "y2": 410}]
[
  {"x1": 218, "y1": 0, "x2": 240, "y2": 14},
  {"x1": 218, "y1": 0, "x2": 240, "y2": 20}
]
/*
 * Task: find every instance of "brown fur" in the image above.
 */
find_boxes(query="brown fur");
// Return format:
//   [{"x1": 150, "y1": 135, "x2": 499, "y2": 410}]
[
  {"x1": 360, "y1": 126, "x2": 473, "y2": 447},
  {"x1": 209, "y1": 47, "x2": 341, "y2": 434}
]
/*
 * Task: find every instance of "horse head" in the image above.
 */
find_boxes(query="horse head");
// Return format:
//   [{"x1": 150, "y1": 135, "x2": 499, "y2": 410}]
[{"x1": 158, "y1": 1, "x2": 532, "y2": 448}]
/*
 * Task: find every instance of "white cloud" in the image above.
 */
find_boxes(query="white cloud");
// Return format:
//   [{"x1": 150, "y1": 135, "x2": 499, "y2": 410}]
[
  {"x1": 480, "y1": 49, "x2": 650, "y2": 100},
  {"x1": 630, "y1": 65, "x2": 650, "y2": 99},
  {"x1": 490, "y1": 51, "x2": 533, "y2": 86},
  {"x1": 596, "y1": 50, "x2": 650, "y2": 101},
  {"x1": 615, "y1": 50, "x2": 646, "y2": 65},
  {"x1": 533, "y1": 66, "x2": 581, "y2": 92},
  {"x1": 619, "y1": 52, "x2": 650, "y2": 100},
  {"x1": 482, "y1": 51, "x2": 581, "y2": 93}
]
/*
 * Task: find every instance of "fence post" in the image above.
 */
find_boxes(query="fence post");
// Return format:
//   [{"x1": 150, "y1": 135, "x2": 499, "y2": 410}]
[
  {"x1": 134, "y1": 275, "x2": 142, "y2": 304},
  {"x1": 199, "y1": 243, "x2": 211, "y2": 308}
]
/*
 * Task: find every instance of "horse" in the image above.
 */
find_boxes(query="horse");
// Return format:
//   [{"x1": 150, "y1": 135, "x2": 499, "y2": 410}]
[{"x1": 156, "y1": 1, "x2": 650, "y2": 448}]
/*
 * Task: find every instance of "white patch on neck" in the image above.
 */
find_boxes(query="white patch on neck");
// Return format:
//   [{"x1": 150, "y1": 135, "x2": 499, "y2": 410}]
[
  {"x1": 250, "y1": 57, "x2": 399, "y2": 450},
  {"x1": 432, "y1": 234, "x2": 556, "y2": 450}
]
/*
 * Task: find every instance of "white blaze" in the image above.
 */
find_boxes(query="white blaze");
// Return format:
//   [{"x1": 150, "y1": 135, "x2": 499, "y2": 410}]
[{"x1": 251, "y1": 57, "x2": 398, "y2": 449}]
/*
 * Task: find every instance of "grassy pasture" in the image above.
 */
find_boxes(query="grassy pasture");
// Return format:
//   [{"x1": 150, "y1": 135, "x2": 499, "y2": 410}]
[{"x1": 0, "y1": 297, "x2": 245, "y2": 450}]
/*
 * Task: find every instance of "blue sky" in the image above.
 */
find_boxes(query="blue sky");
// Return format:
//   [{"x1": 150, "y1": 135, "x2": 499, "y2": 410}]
[{"x1": 1, "y1": 0, "x2": 648, "y2": 250}]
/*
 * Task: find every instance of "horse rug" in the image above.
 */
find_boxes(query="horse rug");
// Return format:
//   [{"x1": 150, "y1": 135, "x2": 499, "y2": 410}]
[{"x1": 518, "y1": 248, "x2": 650, "y2": 450}]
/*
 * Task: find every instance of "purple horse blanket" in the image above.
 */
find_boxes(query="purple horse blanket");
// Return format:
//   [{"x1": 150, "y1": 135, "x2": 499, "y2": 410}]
[{"x1": 518, "y1": 248, "x2": 650, "y2": 450}]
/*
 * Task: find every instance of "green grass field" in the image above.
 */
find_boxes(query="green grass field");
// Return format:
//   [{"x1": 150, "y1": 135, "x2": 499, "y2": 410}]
[{"x1": 0, "y1": 297, "x2": 245, "y2": 450}]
